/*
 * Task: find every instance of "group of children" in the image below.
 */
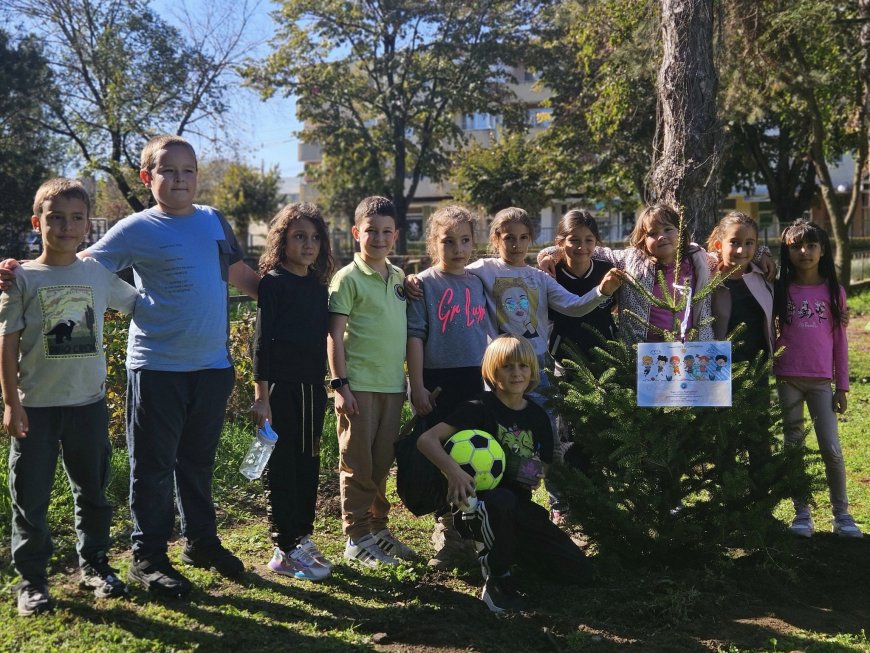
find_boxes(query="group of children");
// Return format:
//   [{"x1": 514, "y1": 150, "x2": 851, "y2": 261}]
[{"x1": 0, "y1": 134, "x2": 861, "y2": 618}]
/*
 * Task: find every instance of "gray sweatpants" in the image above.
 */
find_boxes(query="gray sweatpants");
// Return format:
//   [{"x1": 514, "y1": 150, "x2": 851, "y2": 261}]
[{"x1": 776, "y1": 377, "x2": 849, "y2": 516}]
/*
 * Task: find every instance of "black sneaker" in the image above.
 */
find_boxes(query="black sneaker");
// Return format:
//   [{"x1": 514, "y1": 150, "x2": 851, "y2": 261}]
[
  {"x1": 128, "y1": 555, "x2": 192, "y2": 597},
  {"x1": 180, "y1": 541, "x2": 244, "y2": 578},
  {"x1": 480, "y1": 574, "x2": 526, "y2": 613},
  {"x1": 81, "y1": 554, "x2": 128, "y2": 598},
  {"x1": 17, "y1": 583, "x2": 52, "y2": 617}
]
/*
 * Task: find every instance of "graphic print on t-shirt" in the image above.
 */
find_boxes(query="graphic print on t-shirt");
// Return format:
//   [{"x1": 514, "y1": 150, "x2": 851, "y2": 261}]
[
  {"x1": 38, "y1": 285, "x2": 98, "y2": 357},
  {"x1": 496, "y1": 421, "x2": 535, "y2": 459},
  {"x1": 492, "y1": 276, "x2": 540, "y2": 340},
  {"x1": 787, "y1": 296, "x2": 829, "y2": 328}
]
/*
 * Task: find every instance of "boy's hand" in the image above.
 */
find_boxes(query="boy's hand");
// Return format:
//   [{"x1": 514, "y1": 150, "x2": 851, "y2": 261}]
[
  {"x1": 4, "y1": 403, "x2": 28, "y2": 439},
  {"x1": 250, "y1": 398, "x2": 272, "y2": 428},
  {"x1": 760, "y1": 252, "x2": 777, "y2": 282},
  {"x1": 0, "y1": 258, "x2": 21, "y2": 291},
  {"x1": 446, "y1": 467, "x2": 476, "y2": 506},
  {"x1": 599, "y1": 268, "x2": 625, "y2": 296},
  {"x1": 334, "y1": 385, "x2": 358, "y2": 416},
  {"x1": 410, "y1": 385, "x2": 434, "y2": 416},
  {"x1": 538, "y1": 254, "x2": 557, "y2": 278},
  {"x1": 404, "y1": 275, "x2": 423, "y2": 300},
  {"x1": 833, "y1": 389, "x2": 847, "y2": 414}
]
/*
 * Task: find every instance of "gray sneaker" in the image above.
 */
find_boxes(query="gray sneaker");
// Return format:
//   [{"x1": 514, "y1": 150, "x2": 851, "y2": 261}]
[
  {"x1": 833, "y1": 513, "x2": 863, "y2": 538},
  {"x1": 789, "y1": 512, "x2": 814, "y2": 538},
  {"x1": 17, "y1": 583, "x2": 51, "y2": 617}
]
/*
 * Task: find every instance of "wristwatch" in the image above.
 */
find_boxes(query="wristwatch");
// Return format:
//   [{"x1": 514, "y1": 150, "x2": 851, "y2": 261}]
[{"x1": 329, "y1": 377, "x2": 349, "y2": 390}]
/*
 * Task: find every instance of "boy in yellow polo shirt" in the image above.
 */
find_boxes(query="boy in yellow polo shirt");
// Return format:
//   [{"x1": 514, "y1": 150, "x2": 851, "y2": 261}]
[{"x1": 327, "y1": 196, "x2": 413, "y2": 567}]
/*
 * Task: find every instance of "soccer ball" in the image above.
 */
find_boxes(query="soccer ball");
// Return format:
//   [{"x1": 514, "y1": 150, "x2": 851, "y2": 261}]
[{"x1": 444, "y1": 429, "x2": 505, "y2": 491}]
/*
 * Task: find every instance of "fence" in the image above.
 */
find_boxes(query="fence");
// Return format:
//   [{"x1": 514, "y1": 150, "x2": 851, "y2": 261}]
[{"x1": 852, "y1": 249, "x2": 870, "y2": 285}]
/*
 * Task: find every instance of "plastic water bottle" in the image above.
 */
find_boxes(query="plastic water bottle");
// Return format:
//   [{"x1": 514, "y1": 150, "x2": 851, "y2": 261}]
[{"x1": 239, "y1": 420, "x2": 279, "y2": 480}]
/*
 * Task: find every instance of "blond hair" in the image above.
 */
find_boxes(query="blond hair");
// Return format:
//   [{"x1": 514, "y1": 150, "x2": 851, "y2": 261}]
[
  {"x1": 480, "y1": 334, "x2": 539, "y2": 393},
  {"x1": 627, "y1": 204, "x2": 688, "y2": 259},
  {"x1": 425, "y1": 205, "x2": 478, "y2": 262},
  {"x1": 140, "y1": 135, "x2": 197, "y2": 172},
  {"x1": 32, "y1": 178, "x2": 91, "y2": 217},
  {"x1": 488, "y1": 207, "x2": 535, "y2": 255}
]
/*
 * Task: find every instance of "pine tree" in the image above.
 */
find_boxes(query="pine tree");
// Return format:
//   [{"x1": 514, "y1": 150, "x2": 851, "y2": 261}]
[{"x1": 547, "y1": 215, "x2": 815, "y2": 564}]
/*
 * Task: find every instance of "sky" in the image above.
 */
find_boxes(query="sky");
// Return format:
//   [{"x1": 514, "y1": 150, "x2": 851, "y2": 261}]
[{"x1": 156, "y1": 0, "x2": 304, "y2": 178}]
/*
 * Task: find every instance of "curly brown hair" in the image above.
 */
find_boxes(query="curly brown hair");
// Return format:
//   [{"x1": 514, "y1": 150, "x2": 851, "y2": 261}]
[{"x1": 258, "y1": 203, "x2": 334, "y2": 283}]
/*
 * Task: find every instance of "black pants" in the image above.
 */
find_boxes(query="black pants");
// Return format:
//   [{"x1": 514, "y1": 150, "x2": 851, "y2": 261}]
[
  {"x1": 454, "y1": 487, "x2": 592, "y2": 585},
  {"x1": 263, "y1": 382, "x2": 327, "y2": 551},
  {"x1": 126, "y1": 367, "x2": 234, "y2": 559}
]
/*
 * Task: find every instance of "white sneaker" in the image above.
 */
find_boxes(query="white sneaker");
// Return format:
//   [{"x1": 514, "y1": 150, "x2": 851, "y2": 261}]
[
  {"x1": 299, "y1": 536, "x2": 334, "y2": 571},
  {"x1": 372, "y1": 528, "x2": 414, "y2": 560},
  {"x1": 833, "y1": 514, "x2": 863, "y2": 538},
  {"x1": 789, "y1": 512, "x2": 814, "y2": 538},
  {"x1": 343, "y1": 534, "x2": 399, "y2": 568}
]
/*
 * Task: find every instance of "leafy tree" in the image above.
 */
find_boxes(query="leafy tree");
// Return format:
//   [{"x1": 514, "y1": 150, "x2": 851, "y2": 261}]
[
  {"x1": 723, "y1": 1, "x2": 863, "y2": 288},
  {"x1": 0, "y1": 30, "x2": 58, "y2": 259},
  {"x1": 533, "y1": 0, "x2": 659, "y2": 208},
  {"x1": 9, "y1": 0, "x2": 256, "y2": 214},
  {"x1": 451, "y1": 130, "x2": 552, "y2": 217},
  {"x1": 245, "y1": 0, "x2": 548, "y2": 252},
  {"x1": 211, "y1": 162, "x2": 281, "y2": 254}
]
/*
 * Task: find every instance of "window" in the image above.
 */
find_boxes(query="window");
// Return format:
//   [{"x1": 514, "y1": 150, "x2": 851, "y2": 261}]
[
  {"x1": 527, "y1": 107, "x2": 552, "y2": 128},
  {"x1": 462, "y1": 113, "x2": 501, "y2": 131}
]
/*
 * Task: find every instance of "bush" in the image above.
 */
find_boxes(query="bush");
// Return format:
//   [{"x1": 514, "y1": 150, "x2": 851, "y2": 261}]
[{"x1": 547, "y1": 336, "x2": 816, "y2": 565}]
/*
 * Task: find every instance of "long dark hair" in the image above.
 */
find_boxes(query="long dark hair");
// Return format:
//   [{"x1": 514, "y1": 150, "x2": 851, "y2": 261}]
[
  {"x1": 774, "y1": 219, "x2": 843, "y2": 330},
  {"x1": 259, "y1": 203, "x2": 334, "y2": 283}
]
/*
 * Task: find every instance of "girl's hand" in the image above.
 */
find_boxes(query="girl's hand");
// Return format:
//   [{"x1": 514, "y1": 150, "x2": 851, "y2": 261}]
[
  {"x1": 410, "y1": 386, "x2": 434, "y2": 416},
  {"x1": 250, "y1": 398, "x2": 272, "y2": 428},
  {"x1": 445, "y1": 467, "x2": 476, "y2": 506},
  {"x1": 335, "y1": 385, "x2": 358, "y2": 416},
  {"x1": 598, "y1": 268, "x2": 625, "y2": 296},
  {"x1": 833, "y1": 389, "x2": 848, "y2": 414},
  {"x1": 760, "y1": 252, "x2": 777, "y2": 282},
  {"x1": 404, "y1": 275, "x2": 423, "y2": 300},
  {"x1": 538, "y1": 254, "x2": 557, "y2": 278},
  {"x1": 3, "y1": 403, "x2": 28, "y2": 439}
]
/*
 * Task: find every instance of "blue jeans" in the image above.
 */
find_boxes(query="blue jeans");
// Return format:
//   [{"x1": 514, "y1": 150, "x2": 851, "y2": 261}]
[
  {"x1": 9, "y1": 400, "x2": 112, "y2": 585},
  {"x1": 126, "y1": 367, "x2": 234, "y2": 559}
]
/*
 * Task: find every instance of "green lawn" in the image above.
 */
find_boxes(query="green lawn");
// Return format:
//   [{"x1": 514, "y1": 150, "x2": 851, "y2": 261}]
[{"x1": 1, "y1": 288, "x2": 869, "y2": 652}]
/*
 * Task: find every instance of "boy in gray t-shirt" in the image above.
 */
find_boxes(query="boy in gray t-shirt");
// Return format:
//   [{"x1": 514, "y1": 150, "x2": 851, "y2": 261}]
[{"x1": 0, "y1": 179, "x2": 138, "y2": 616}]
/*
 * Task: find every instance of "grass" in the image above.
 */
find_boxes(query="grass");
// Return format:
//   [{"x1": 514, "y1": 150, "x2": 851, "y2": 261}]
[{"x1": 1, "y1": 289, "x2": 869, "y2": 651}]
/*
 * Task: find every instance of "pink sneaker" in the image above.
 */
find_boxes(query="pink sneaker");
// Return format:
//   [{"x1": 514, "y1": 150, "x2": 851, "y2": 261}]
[{"x1": 268, "y1": 546, "x2": 330, "y2": 581}]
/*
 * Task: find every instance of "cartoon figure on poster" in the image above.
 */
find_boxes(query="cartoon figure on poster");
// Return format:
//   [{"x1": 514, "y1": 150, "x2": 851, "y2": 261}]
[
  {"x1": 492, "y1": 277, "x2": 541, "y2": 341},
  {"x1": 637, "y1": 341, "x2": 731, "y2": 406}
]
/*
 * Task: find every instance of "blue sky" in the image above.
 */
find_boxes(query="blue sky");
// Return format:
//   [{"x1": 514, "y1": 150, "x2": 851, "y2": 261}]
[{"x1": 155, "y1": 0, "x2": 304, "y2": 178}]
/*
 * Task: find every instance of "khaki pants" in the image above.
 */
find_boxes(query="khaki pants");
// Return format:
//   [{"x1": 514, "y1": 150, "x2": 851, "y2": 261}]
[{"x1": 337, "y1": 391, "x2": 404, "y2": 540}]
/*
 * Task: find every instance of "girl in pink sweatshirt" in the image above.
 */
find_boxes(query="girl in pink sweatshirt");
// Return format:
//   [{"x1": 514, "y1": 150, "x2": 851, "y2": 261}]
[{"x1": 773, "y1": 219, "x2": 860, "y2": 539}]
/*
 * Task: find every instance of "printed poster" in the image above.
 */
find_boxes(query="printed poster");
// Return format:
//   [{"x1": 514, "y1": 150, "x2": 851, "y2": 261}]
[{"x1": 636, "y1": 341, "x2": 732, "y2": 407}]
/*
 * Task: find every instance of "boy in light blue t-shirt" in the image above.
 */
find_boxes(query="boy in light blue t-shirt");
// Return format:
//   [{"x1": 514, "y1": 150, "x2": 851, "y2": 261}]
[{"x1": 85, "y1": 135, "x2": 260, "y2": 597}]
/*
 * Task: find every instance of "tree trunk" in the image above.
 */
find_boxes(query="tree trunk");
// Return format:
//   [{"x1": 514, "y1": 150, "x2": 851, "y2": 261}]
[{"x1": 650, "y1": 0, "x2": 720, "y2": 239}]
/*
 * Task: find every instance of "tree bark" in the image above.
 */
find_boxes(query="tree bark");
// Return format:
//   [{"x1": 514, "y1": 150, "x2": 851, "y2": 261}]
[{"x1": 650, "y1": 0, "x2": 720, "y2": 239}]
